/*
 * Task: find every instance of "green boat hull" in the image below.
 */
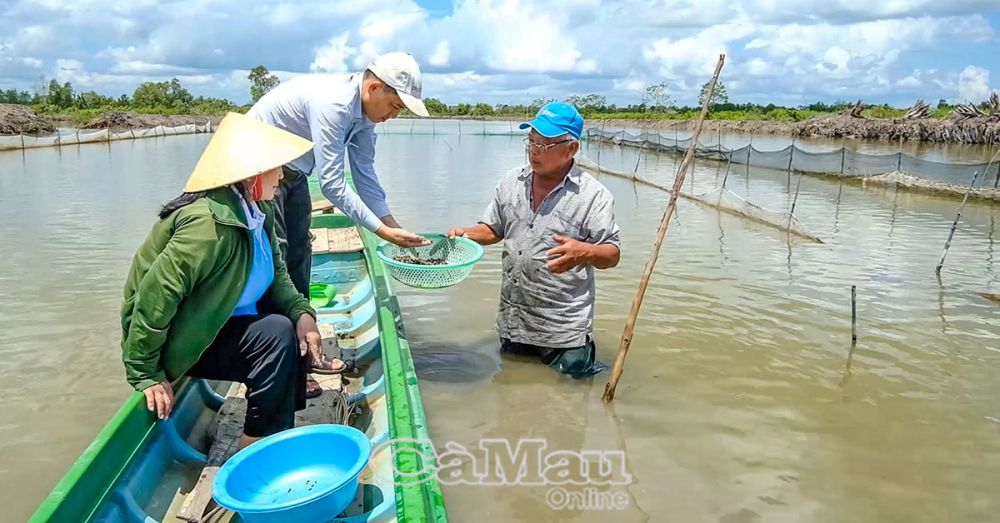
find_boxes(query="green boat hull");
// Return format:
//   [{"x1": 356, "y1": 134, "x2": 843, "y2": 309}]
[{"x1": 30, "y1": 213, "x2": 447, "y2": 522}]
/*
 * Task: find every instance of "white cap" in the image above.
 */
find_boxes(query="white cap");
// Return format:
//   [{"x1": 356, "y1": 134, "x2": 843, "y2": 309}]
[{"x1": 367, "y1": 52, "x2": 429, "y2": 117}]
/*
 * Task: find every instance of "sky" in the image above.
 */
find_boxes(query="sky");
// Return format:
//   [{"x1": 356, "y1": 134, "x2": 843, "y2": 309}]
[{"x1": 0, "y1": 0, "x2": 998, "y2": 107}]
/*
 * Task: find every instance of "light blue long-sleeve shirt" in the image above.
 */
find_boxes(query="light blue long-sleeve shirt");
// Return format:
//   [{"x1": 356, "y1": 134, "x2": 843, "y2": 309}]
[
  {"x1": 248, "y1": 74, "x2": 388, "y2": 232},
  {"x1": 231, "y1": 189, "x2": 275, "y2": 317}
]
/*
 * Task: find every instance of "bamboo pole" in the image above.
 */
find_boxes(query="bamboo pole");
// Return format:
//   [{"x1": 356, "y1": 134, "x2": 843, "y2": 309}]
[
  {"x1": 851, "y1": 285, "x2": 857, "y2": 346},
  {"x1": 746, "y1": 132, "x2": 753, "y2": 178},
  {"x1": 603, "y1": 54, "x2": 726, "y2": 402},
  {"x1": 720, "y1": 151, "x2": 734, "y2": 190},
  {"x1": 936, "y1": 170, "x2": 981, "y2": 274},
  {"x1": 787, "y1": 171, "x2": 803, "y2": 230},
  {"x1": 786, "y1": 138, "x2": 795, "y2": 188}
]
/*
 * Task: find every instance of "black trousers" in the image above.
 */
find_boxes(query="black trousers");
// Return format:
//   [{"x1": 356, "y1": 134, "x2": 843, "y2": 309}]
[
  {"x1": 187, "y1": 314, "x2": 308, "y2": 437},
  {"x1": 500, "y1": 338, "x2": 609, "y2": 379},
  {"x1": 273, "y1": 166, "x2": 313, "y2": 297}
]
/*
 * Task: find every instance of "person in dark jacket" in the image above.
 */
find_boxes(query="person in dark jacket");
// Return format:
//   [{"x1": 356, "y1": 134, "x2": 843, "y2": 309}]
[{"x1": 120, "y1": 112, "x2": 345, "y2": 448}]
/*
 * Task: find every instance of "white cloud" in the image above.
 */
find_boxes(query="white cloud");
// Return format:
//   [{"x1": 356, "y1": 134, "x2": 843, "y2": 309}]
[
  {"x1": 746, "y1": 58, "x2": 771, "y2": 77},
  {"x1": 612, "y1": 73, "x2": 648, "y2": 95},
  {"x1": 358, "y1": 10, "x2": 424, "y2": 40},
  {"x1": 643, "y1": 24, "x2": 752, "y2": 87},
  {"x1": 818, "y1": 46, "x2": 852, "y2": 77},
  {"x1": 54, "y1": 58, "x2": 85, "y2": 83},
  {"x1": 429, "y1": 41, "x2": 450, "y2": 67},
  {"x1": 439, "y1": 0, "x2": 599, "y2": 74},
  {"x1": 897, "y1": 75, "x2": 922, "y2": 88},
  {"x1": 110, "y1": 60, "x2": 203, "y2": 75},
  {"x1": 958, "y1": 65, "x2": 995, "y2": 103},
  {"x1": 0, "y1": 0, "x2": 996, "y2": 105},
  {"x1": 721, "y1": 16, "x2": 993, "y2": 100},
  {"x1": 310, "y1": 32, "x2": 356, "y2": 73}
]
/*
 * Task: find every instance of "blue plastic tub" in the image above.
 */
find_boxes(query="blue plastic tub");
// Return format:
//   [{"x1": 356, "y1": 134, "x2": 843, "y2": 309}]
[{"x1": 213, "y1": 424, "x2": 372, "y2": 522}]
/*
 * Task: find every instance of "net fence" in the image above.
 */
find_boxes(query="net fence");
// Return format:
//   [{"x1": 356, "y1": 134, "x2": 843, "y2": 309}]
[
  {"x1": 0, "y1": 123, "x2": 215, "y2": 151},
  {"x1": 379, "y1": 119, "x2": 524, "y2": 136},
  {"x1": 574, "y1": 154, "x2": 823, "y2": 243},
  {"x1": 586, "y1": 128, "x2": 999, "y2": 190}
]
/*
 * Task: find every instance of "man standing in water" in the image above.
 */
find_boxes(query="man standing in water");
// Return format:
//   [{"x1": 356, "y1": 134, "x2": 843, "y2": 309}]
[
  {"x1": 448, "y1": 102, "x2": 621, "y2": 378},
  {"x1": 249, "y1": 51, "x2": 432, "y2": 295}
]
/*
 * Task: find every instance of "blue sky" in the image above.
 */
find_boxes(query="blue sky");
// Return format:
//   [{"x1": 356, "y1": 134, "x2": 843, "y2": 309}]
[{"x1": 0, "y1": 0, "x2": 998, "y2": 107}]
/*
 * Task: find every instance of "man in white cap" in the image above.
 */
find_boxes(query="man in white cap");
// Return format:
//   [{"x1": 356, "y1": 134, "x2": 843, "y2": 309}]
[{"x1": 249, "y1": 51, "x2": 432, "y2": 302}]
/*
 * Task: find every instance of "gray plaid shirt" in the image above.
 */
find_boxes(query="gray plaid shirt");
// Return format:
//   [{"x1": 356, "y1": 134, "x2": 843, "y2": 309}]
[{"x1": 480, "y1": 162, "x2": 621, "y2": 348}]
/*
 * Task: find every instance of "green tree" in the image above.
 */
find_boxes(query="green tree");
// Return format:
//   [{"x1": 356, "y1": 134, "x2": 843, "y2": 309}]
[
  {"x1": 133, "y1": 81, "x2": 169, "y2": 107},
  {"x1": 247, "y1": 65, "x2": 280, "y2": 103},
  {"x1": 423, "y1": 97, "x2": 448, "y2": 115},
  {"x1": 0, "y1": 89, "x2": 31, "y2": 104},
  {"x1": 132, "y1": 78, "x2": 192, "y2": 109},
  {"x1": 530, "y1": 97, "x2": 555, "y2": 111},
  {"x1": 566, "y1": 93, "x2": 607, "y2": 113},
  {"x1": 167, "y1": 78, "x2": 192, "y2": 108},
  {"x1": 46, "y1": 80, "x2": 74, "y2": 109},
  {"x1": 645, "y1": 83, "x2": 672, "y2": 111},
  {"x1": 698, "y1": 80, "x2": 728, "y2": 107},
  {"x1": 75, "y1": 91, "x2": 115, "y2": 109},
  {"x1": 470, "y1": 103, "x2": 495, "y2": 116}
]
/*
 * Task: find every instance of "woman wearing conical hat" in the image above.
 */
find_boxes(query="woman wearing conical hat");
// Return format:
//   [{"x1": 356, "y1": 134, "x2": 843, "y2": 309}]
[{"x1": 120, "y1": 112, "x2": 347, "y2": 447}]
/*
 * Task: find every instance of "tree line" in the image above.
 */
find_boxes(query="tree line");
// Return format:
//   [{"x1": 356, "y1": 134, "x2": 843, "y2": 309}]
[
  {"x1": 0, "y1": 65, "x2": 975, "y2": 122},
  {"x1": 0, "y1": 77, "x2": 241, "y2": 118}
]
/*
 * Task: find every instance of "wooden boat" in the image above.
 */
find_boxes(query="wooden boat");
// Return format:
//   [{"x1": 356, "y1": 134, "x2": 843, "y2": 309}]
[{"x1": 30, "y1": 210, "x2": 448, "y2": 522}]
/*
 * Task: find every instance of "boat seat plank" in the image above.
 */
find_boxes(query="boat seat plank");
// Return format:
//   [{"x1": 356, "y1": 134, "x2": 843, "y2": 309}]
[
  {"x1": 311, "y1": 228, "x2": 332, "y2": 254},
  {"x1": 310, "y1": 227, "x2": 363, "y2": 254},
  {"x1": 311, "y1": 200, "x2": 336, "y2": 213}
]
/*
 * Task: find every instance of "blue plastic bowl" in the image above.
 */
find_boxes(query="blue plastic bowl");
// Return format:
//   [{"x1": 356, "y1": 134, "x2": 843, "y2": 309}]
[{"x1": 213, "y1": 424, "x2": 371, "y2": 523}]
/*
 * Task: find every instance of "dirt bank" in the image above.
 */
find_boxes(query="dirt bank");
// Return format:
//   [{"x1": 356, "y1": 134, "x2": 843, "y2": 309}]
[
  {"x1": 0, "y1": 104, "x2": 55, "y2": 135},
  {"x1": 81, "y1": 112, "x2": 222, "y2": 131},
  {"x1": 0, "y1": 105, "x2": 224, "y2": 135}
]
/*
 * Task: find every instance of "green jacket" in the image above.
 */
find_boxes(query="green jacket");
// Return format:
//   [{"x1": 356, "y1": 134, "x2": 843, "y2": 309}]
[{"x1": 120, "y1": 187, "x2": 314, "y2": 391}]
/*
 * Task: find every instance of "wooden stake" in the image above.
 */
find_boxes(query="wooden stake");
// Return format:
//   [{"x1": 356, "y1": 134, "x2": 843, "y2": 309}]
[
  {"x1": 936, "y1": 170, "x2": 981, "y2": 274},
  {"x1": 603, "y1": 54, "x2": 726, "y2": 402},
  {"x1": 851, "y1": 285, "x2": 857, "y2": 346},
  {"x1": 787, "y1": 171, "x2": 803, "y2": 230}
]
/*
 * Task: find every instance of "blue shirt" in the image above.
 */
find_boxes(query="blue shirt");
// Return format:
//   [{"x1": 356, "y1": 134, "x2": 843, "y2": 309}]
[
  {"x1": 231, "y1": 190, "x2": 274, "y2": 317},
  {"x1": 247, "y1": 73, "x2": 388, "y2": 232}
]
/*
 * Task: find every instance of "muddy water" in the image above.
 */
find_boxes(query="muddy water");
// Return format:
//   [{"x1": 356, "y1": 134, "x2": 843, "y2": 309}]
[{"x1": 0, "y1": 123, "x2": 998, "y2": 521}]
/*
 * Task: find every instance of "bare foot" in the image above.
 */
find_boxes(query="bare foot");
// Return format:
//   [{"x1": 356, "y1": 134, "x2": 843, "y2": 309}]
[{"x1": 238, "y1": 435, "x2": 262, "y2": 450}]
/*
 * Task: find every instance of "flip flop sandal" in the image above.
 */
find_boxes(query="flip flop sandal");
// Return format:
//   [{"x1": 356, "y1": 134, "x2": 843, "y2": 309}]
[{"x1": 311, "y1": 354, "x2": 355, "y2": 375}]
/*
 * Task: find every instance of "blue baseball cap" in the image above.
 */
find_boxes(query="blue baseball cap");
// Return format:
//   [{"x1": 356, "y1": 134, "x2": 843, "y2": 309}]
[{"x1": 519, "y1": 102, "x2": 584, "y2": 140}]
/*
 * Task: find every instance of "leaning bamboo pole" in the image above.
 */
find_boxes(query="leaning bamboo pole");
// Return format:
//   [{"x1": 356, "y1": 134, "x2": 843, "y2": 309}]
[
  {"x1": 936, "y1": 170, "x2": 981, "y2": 274},
  {"x1": 603, "y1": 54, "x2": 726, "y2": 402}
]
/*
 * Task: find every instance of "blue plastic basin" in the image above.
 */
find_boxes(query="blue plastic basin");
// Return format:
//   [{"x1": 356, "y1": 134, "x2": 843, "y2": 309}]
[{"x1": 213, "y1": 424, "x2": 372, "y2": 523}]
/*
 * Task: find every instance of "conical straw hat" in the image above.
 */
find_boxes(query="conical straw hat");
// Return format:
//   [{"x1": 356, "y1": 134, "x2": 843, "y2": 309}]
[{"x1": 184, "y1": 112, "x2": 313, "y2": 192}]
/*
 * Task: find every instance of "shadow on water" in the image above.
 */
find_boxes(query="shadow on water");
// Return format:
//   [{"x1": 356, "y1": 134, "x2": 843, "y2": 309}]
[{"x1": 409, "y1": 338, "x2": 503, "y2": 383}]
